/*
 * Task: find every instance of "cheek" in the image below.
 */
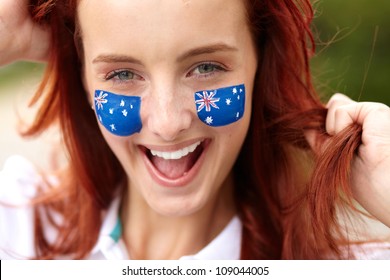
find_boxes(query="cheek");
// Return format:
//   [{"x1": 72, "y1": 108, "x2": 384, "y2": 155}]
[
  {"x1": 98, "y1": 129, "x2": 137, "y2": 172},
  {"x1": 195, "y1": 84, "x2": 246, "y2": 127},
  {"x1": 220, "y1": 121, "x2": 249, "y2": 149},
  {"x1": 92, "y1": 83, "x2": 248, "y2": 138},
  {"x1": 93, "y1": 90, "x2": 142, "y2": 136}
]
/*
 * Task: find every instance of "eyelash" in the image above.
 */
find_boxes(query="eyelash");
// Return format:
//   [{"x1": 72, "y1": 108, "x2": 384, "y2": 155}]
[
  {"x1": 105, "y1": 69, "x2": 142, "y2": 84},
  {"x1": 104, "y1": 62, "x2": 227, "y2": 84},
  {"x1": 187, "y1": 62, "x2": 227, "y2": 79}
]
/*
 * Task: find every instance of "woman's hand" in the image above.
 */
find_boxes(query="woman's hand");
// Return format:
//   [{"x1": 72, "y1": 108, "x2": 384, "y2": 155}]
[
  {"x1": 0, "y1": 0, "x2": 50, "y2": 65},
  {"x1": 326, "y1": 93, "x2": 390, "y2": 227}
]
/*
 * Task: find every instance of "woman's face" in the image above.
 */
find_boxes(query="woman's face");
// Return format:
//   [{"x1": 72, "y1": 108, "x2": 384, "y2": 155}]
[{"x1": 78, "y1": 0, "x2": 257, "y2": 216}]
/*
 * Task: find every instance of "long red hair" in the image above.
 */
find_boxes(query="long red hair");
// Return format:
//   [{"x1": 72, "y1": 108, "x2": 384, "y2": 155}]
[{"x1": 26, "y1": 0, "x2": 364, "y2": 259}]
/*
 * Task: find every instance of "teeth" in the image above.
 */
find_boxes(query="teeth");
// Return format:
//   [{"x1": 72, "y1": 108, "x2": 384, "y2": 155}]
[{"x1": 150, "y1": 141, "x2": 201, "y2": 160}]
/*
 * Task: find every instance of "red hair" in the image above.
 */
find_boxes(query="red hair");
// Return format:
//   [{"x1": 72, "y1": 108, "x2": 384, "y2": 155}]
[{"x1": 26, "y1": 0, "x2": 364, "y2": 259}]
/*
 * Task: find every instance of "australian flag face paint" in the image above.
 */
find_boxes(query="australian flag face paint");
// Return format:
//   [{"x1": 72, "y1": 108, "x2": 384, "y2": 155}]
[
  {"x1": 194, "y1": 84, "x2": 245, "y2": 127},
  {"x1": 94, "y1": 90, "x2": 142, "y2": 136}
]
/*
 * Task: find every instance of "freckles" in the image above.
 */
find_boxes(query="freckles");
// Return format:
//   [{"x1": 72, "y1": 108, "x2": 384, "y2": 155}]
[
  {"x1": 194, "y1": 84, "x2": 245, "y2": 127},
  {"x1": 94, "y1": 90, "x2": 142, "y2": 136}
]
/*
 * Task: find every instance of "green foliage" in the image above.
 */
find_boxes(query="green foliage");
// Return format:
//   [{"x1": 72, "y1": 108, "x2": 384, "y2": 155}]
[{"x1": 312, "y1": 0, "x2": 390, "y2": 105}]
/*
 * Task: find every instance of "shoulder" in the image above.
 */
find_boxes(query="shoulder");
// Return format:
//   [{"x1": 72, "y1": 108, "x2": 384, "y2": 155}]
[{"x1": 0, "y1": 155, "x2": 42, "y2": 259}]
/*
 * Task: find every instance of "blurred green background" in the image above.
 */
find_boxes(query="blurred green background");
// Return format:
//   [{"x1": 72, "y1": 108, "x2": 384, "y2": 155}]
[
  {"x1": 0, "y1": 0, "x2": 389, "y2": 105},
  {"x1": 311, "y1": 0, "x2": 390, "y2": 105}
]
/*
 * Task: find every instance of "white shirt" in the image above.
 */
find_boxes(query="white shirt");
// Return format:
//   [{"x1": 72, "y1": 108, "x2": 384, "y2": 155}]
[{"x1": 1, "y1": 155, "x2": 389, "y2": 260}]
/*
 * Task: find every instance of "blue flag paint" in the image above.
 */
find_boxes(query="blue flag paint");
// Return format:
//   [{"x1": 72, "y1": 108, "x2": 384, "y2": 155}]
[
  {"x1": 94, "y1": 90, "x2": 142, "y2": 136},
  {"x1": 194, "y1": 84, "x2": 245, "y2": 127}
]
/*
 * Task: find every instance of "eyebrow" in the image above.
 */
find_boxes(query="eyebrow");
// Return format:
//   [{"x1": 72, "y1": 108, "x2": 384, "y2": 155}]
[
  {"x1": 177, "y1": 43, "x2": 238, "y2": 62},
  {"x1": 92, "y1": 54, "x2": 142, "y2": 65},
  {"x1": 92, "y1": 43, "x2": 238, "y2": 64}
]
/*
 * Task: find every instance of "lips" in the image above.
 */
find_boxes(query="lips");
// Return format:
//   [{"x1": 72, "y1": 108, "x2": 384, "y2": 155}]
[{"x1": 140, "y1": 139, "x2": 209, "y2": 187}]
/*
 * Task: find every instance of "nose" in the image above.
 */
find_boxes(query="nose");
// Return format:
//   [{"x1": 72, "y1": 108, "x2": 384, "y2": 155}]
[{"x1": 143, "y1": 85, "x2": 193, "y2": 141}]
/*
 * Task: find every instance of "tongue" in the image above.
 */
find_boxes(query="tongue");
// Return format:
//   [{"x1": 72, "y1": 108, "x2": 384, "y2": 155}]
[{"x1": 151, "y1": 152, "x2": 198, "y2": 179}]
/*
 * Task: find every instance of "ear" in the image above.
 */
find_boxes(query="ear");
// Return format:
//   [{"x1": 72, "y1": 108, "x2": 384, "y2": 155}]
[
  {"x1": 304, "y1": 125, "x2": 331, "y2": 156},
  {"x1": 304, "y1": 129, "x2": 319, "y2": 153}
]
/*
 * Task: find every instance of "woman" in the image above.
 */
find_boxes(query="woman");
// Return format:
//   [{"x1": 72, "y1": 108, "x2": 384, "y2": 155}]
[{"x1": 0, "y1": 0, "x2": 389, "y2": 259}]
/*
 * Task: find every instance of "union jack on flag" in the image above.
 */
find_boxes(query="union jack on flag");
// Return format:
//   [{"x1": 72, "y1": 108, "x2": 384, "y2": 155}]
[
  {"x1": 195, "y1": 91, "x2": 220, "y2": 112},
  {"x1": 95, "y1": 91, "x2": 108, "y2": 110}
]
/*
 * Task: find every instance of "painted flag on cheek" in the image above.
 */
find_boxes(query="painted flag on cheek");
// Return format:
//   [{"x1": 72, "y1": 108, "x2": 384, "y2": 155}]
[
  {"x1": 194, "y1": 84, "x2": 245, "y2": 127},
  {"x1": 94, "y1": 90, "x2": 142, "y2": 137}
]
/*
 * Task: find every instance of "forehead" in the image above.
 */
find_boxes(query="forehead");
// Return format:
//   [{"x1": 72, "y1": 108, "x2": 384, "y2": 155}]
[{"x1": 77, "y1": 0, "x2": 249, "y2": 61}]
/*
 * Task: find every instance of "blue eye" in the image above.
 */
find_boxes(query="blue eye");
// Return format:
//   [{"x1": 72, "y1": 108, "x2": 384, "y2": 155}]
[
  {"x1": 197, "y1": 64, "x2": 219, "y2": 74},
  {"x1": 117, "y1": 71, "x2": 133, "y2": 80},
  {"x1": 106, "y1": 70, "x2": 135, "y2": 81},
  {"x1": 189, "y1": 63, "x2": 226, "y2": 78},
  {"x1": 195, "y1": 63, "x2": 224, "y2": 74}
]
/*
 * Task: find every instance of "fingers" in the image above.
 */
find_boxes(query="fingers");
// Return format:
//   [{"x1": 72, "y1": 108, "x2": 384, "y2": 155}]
[
  {"x1": 305, "y1": 93, "x2": 355, "y2": 152},
  {"x1": 325, "y1": 93, "x2": 390, "y2": 136},
  {"x1": 325, "y1": 93, "x2": 356, "y2": 135}
]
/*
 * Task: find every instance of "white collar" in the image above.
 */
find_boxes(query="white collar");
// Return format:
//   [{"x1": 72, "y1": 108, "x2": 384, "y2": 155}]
[{"x1": 89, "y1": 197, "x2": 242, "y2": 260}]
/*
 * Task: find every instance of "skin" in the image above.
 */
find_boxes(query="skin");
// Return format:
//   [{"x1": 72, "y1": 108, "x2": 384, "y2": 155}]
[
  {"x1": 326, "y1": 94, "x2": 390, "y2": 227},
  {"x1": 0, "y1": 0, "x2": 49, "y2": 65},
  {"x1": 78, "y1": 0, "x2": 258, "y2": 259},
  {"x1": 1, "y1": 0, "x2": 389, "y2": 259}
]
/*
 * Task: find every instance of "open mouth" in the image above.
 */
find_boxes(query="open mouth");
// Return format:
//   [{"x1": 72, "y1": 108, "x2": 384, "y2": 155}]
[{"x1": 140, "y1": 139, "x2": 209, "y2": 185}]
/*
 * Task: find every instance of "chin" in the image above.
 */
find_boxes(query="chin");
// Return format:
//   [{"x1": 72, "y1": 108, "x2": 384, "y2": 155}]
[{"x1": 144, "y1": 188, "x2": 210, "y2": 217}]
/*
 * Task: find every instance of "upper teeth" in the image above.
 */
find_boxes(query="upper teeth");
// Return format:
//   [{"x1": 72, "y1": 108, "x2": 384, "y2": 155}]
[{"x1": 150, "y1": 141, "x2": 201, "y2": 160}]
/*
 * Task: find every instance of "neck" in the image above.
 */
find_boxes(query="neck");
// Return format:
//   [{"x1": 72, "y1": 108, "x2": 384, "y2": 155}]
[{"x1": 121, "y1": 175, "x2": 236, "y2": 260}]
